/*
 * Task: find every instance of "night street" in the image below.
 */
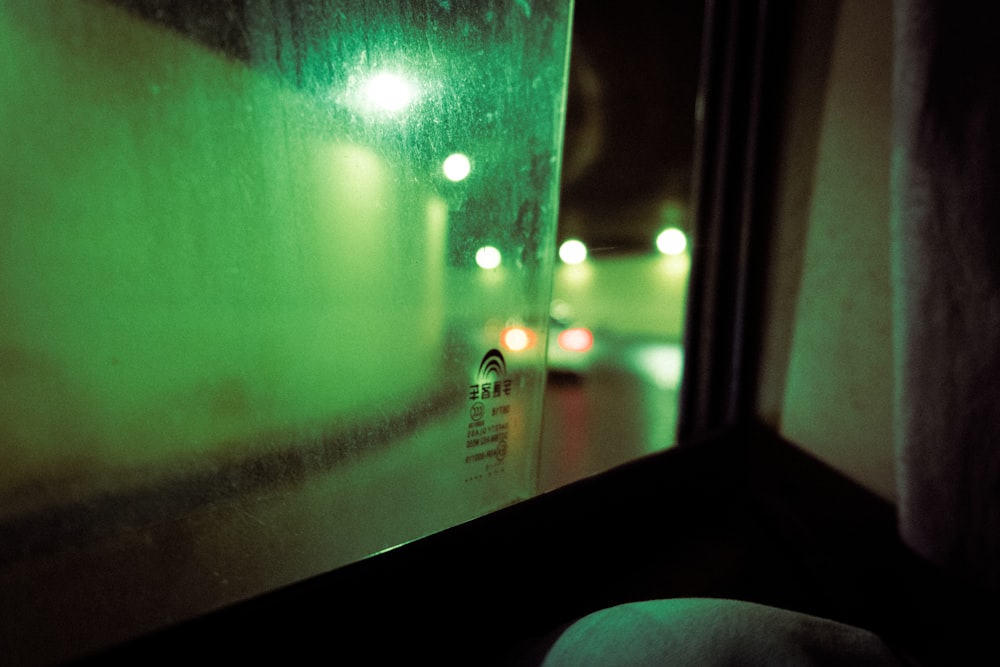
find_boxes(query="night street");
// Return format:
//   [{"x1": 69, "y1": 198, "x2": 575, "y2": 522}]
[{"x1": 539, "y1": 339, "x2": 682, "y2": 492}]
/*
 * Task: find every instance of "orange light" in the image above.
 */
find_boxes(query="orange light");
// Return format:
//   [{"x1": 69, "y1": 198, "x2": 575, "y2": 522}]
[
  {"x1": 558, "y1": 327, "x2": 594, "y2": 353},
  {"x1": 501, "y1": 326, "x2": 536, "y2": 352}
]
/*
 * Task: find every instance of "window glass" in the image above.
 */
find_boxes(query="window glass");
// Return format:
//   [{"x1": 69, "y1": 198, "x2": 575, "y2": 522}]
[{"x1": 0, "y1": 1, "x2": 572, "y2": 661}]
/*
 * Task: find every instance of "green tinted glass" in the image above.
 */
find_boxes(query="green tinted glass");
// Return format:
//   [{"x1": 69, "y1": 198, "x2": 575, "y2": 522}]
[{"x1": 0, "y1": 1, "x2": 573, "y2": 662}]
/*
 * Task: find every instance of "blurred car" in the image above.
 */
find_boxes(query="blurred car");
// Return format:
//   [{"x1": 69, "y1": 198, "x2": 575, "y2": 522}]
[
  {"x1": 492, "y1": 315, "x2": 597, "y2": 377},
  {"x1": 545, "y1": 316, "x2": 598, "y2": 377}
]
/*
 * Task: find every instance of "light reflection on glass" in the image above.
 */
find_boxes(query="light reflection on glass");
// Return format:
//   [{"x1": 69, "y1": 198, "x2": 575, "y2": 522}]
[
  {"x1": 442, "y1": 153, "x2": 472, "y2": 182},
  {"x1": 363, "y1": 72, "x2": 417, "y2": 112}
]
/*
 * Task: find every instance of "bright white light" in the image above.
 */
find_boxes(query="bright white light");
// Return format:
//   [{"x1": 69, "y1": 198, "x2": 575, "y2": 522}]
[
  {"x1": 365, "y1": 73, "x2": 416, "y2": 112},
  {"x1": 559, "y1": 239, "x2": 588, "y2": 265},
  {"x1": 442, "y1": 153, "x2": 472, "y2": 182},
  {"x1": 656, "y1": 227, "x2": 688, "y2": 255},
  {"x1": 476, "y1": 245, "x2": 502, "y2": 270},
  {"x1": 502, "y1": 326, "x2": 536, "y2": 352}
]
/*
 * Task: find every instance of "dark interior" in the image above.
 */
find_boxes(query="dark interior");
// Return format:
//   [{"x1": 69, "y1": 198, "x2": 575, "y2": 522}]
[{"x1": 80, "y1": 423, "x2": 994, "y2": 666}]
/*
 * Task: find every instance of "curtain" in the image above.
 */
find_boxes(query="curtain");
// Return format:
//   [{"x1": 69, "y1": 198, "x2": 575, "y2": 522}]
[{"x1": 892, "y1": 0, "x2": 1000, "y2": 590}]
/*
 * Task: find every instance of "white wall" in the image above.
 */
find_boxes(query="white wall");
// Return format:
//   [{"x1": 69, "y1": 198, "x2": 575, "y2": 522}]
[{"x1": 758, "y1": 0, "x2": 896, "y2": 500}]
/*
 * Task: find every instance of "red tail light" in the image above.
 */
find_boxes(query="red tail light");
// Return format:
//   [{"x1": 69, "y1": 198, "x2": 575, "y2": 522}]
[{"x1": 558, "y1": 327, "x2": 594, "y2": 353}]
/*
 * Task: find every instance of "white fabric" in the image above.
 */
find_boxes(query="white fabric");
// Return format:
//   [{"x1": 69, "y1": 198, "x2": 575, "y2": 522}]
[{"x1": 542, "y1": 598, "x2": 904, "y2": 667}]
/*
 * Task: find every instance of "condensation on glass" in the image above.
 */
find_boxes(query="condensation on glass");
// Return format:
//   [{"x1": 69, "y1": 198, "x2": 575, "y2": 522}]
[{"x1": 0, "y1": 1, "x2": 573, "y2": 662}]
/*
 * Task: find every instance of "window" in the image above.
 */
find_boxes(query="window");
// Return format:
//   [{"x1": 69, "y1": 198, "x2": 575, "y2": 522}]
[
  {"x1": 0, "y1": 1, "x2": 709, "y2": 663},
  {"x1": 540, "y1": 0, "x2": 702, "y2": 489},
  {"x1": 1, "y1": 1, "x2": 572, "y2": 662}
]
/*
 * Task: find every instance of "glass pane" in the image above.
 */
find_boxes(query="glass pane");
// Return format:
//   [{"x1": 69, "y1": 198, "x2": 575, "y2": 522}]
[
  {"x1": 540, "y1": 0, "x2": 702, "y2": 490},
  {"x1": 0, "y1": 0, "x2": 573, "y2": 662}
]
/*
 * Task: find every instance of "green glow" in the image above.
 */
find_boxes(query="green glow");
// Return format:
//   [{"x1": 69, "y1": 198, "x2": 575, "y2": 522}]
[
  {"x1": 552, "y1": 254, "x2": 688, "y2": 340},
  {"x1": 550, "y1": 298, "x2": 573, "y2": 321},
  {"x1": 475, "y1": 245, "x2": 503, "y2": 269},
  {"x1": 660, "y1": 201, "x2": 684, "y2": 228},
  {"x1": 442, "y1": 153, "x2": 471, "y2": 181},
  {"x1": 633, "y1": 344, "x2": 684, "y2": 390},
  {"x1": 0, "y1": 2, "x2": 574, "y2": 647},
  {"x1": 0, "y1": 1, "x2": 577, "y2": 484}
]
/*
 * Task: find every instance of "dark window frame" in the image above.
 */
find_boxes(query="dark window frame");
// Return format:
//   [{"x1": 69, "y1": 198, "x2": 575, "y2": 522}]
[{"x1": 678, "y1": 0, "x2": 792, "y2": 441}]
